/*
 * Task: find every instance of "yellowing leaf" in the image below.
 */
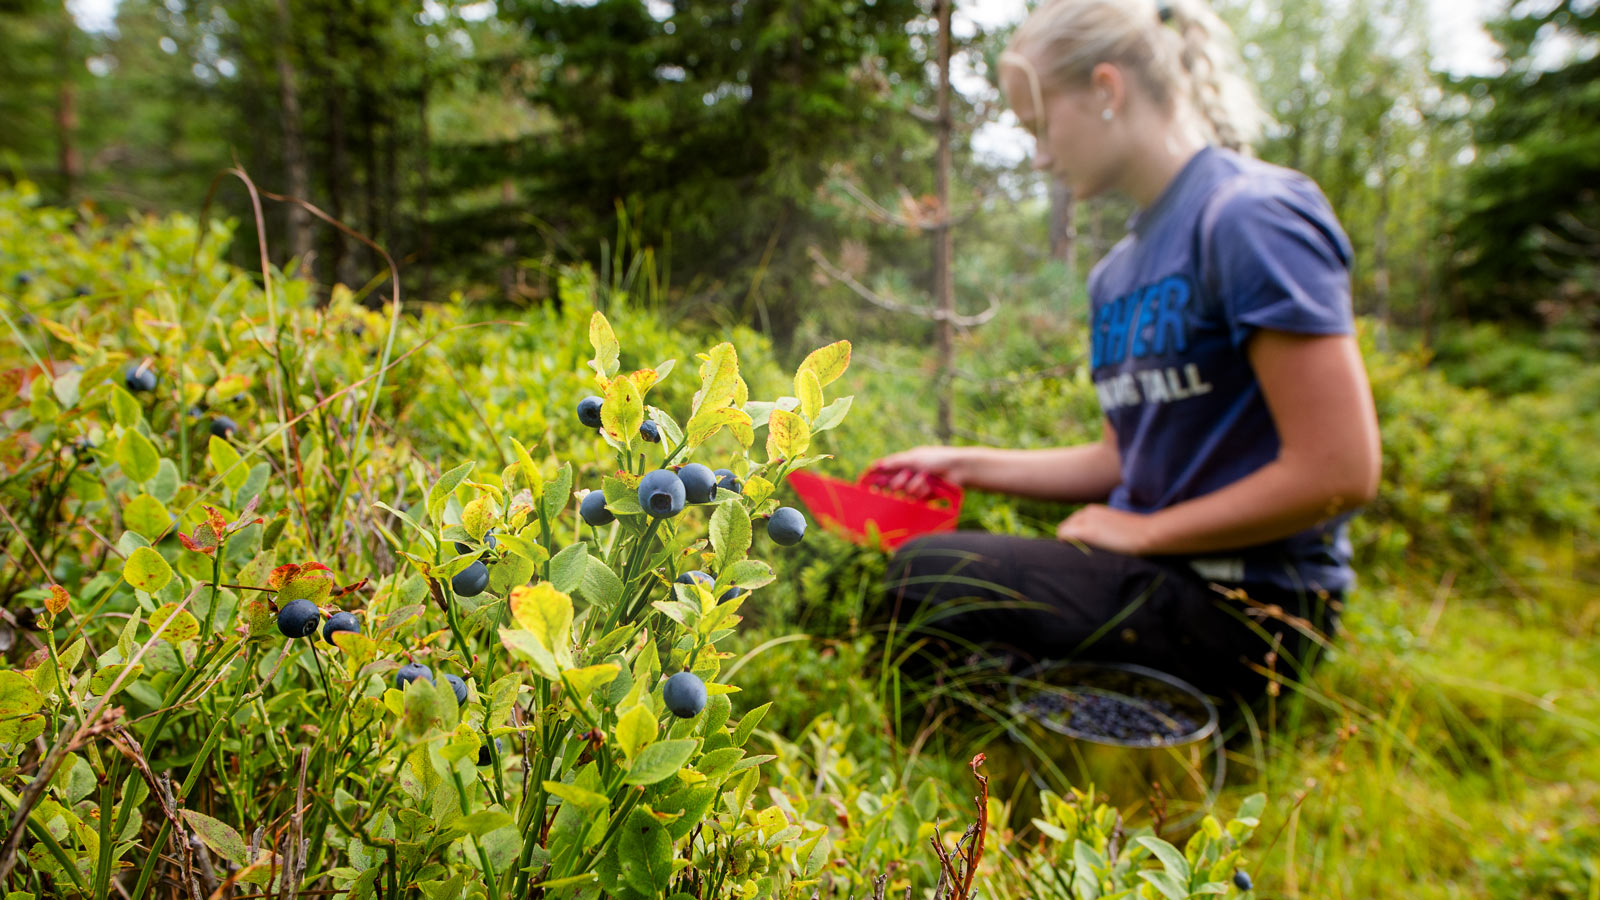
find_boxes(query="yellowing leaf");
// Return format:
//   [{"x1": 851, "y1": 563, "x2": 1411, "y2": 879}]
[
  {"x1": 46, "y1": 585, "x2": 69, "y2": 616},
  {"x1": 615, "y1": 702, "x2": 658, "y2": 762},
  {"x1": 462, "y1": 496, "x2": 497, "y2": 540},
  {"x1": 694, "y1": 343, "x2": 739, "y2": 415},
  {"x1": 562, "y1": 663, "x2": 621, "y2": 700},
  {"x1": 508, "y1": 583, "x2": 574, "y2": 674},
  {"x1": 796, "y1": 369, "x2": 822, "y2": 422},
  {"x1": 765, "y1": 409, "x2": 811, "y2": 462},
  {"x1": 149, "y1": 603, "x2": 199, "y2": 644},
  {"x1": 798, "y1": 340, "x2": 852, "y2": 387},
  {"x1": 685, "y1": 406, "x2": 753, "y2": 448},
  {"x1": 123, "y1": 547, "x2": 173, "y2": 593},
  {"x1": 589, "y1": 311, "x2": 620, "y2": 380},
  {"x1": 601, "y1": 373, "x2": 644, "y2": 450}
]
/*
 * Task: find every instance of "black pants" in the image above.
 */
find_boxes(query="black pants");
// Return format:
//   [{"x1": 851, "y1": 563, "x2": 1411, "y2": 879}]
[{"x1": 880, "y1": 531, "x2": 1341, "y2": 706}]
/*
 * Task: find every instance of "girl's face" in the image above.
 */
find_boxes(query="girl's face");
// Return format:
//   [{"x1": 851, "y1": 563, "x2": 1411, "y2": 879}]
[{"x1": 1003, "y1": 55, "x2": 1126, "y2": 200}]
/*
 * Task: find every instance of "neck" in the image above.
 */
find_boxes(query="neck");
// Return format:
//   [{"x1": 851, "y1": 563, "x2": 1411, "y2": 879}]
[{"x1": 1121, "y1": 113, "x2": 1209, "y2": 209}]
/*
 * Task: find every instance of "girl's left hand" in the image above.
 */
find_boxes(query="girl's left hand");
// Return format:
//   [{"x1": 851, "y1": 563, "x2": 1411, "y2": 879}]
[{"x1": 1056, "y1": 504, "x2": 1155, "y2": 556}]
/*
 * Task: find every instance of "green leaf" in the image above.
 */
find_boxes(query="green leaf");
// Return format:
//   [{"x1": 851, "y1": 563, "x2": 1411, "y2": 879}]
[
  {"x1": 496, "y1": 532, "x2": 548, "y2": 568},
  {"x1": 1236, "y1": 792, "x2": 1266, "y2": 824},
  {"x1": 542, "y1": 780, "x2": 609, "y2": 812},
  {"x1": 543, "y1": 463, "x2": 573, "y2": 521},
  {"x1": 123, "y1": 547, "x2": 173, "y2": 593},
  {"x1": 709, "y1": 499, "x2": 752, "y2": 573},
  {"x1": 109, "y1": 385, "x2": 141, "y2": 426},
  {"x1": 624, "y1": 738, "x2": 697, "y2": 785},
  {"x1": 428, "y1": 462, "x2": 475, "y2": 527},
  {"x1": 578, "y1": 559, "x2": 623, "y2": 610},
  {"x1": 510, "y1": 437, "x2": 544, "y2": 497},
  {"x1": 719, "y1": 560, "x2": 774, "y2": 592},
  {"x1": 813, "y1": 395, "x2": 853, "y2": 432},
  {"x1": 456, "y1": 809, "x2": 513, "y2": 837},
  {"x1": 180, "y1": 810, "x2": 247, "y2": 866},
  {"x1": 0, "y1": 671, "x2": 45, "y2": 718},
  {"x1": 115, "y1": 429, "x2": 159, "y2": 484},
  {"x1": 208, "y1": 436, "x2": 248, "y2": 492},
  {"x1": 549, "y1": 542, "x2": 588, "y2": 595},
  {"x1": 0, "y1": 715, "x2": 45, "y2": 744},
  {"x1": 1137, "y1": 870, "x2": 1188, "y2": 900},
  {"x1": 618, "y1": 807, "x2": 675, "y2": 895},
  {"x1": 730, "y1": 702, "x2": 770, "y2": 748},
  {"x1": 1136, "y1": 837, "x2": 1191, "y2": 885},
  {"x1": 601, "y1": 477, "x2": 644, "y2": 516},
  {"x1": 123, "y1": 494, "x2": 170, "y2": 541}
]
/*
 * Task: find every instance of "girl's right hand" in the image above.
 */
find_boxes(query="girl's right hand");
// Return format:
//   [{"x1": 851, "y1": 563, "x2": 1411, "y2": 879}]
[{"x1": 865, "y1": 446, "x2": 974, "y2": 500}]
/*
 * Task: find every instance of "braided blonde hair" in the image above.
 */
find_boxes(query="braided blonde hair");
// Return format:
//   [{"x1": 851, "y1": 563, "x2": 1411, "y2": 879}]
[{"x1": 999, "y1": 0, "x2": 1267, "y2": 154}]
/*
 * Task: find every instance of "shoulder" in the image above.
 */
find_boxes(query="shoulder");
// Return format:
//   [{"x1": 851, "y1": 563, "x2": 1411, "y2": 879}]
[{"x1": 1206, "y1": 153, "x2": 1352, "y2": 265}]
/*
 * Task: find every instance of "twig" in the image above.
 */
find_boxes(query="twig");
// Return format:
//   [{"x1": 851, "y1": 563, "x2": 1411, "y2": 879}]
[
  {"x1": 289, "y1": 747, "x2": 309, "y2": 900},
  {"x1": 807, "y1": 246, "x2": 999, "y2": 328}
]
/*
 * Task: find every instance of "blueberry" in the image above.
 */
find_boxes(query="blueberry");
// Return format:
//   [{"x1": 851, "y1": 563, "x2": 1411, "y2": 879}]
[
  {"x1": 766, "y1": 507, "x2": 806, "y2": 546},
  {"x1": 580, "y1": 490, "x2": 615, "y2": 526},
  {"x1": 714, "y1": 469, "x2": 742, "y2": 495},
  {"x1": 73, "y1": 286, "x2": 90, "y2": 297},
  {"x1": 453, "y1": 532, "x2": 497, "y2": 554},
  {"x1": 209, "y1": 416, "x2": 237, "y2": 440},
  {"x1": 675, "y1": 570, "x2": 714, "y2": 588},
  {"x1": 639, "y1": 420, "x2": 661, "y2": 443},
  {"x1": 124, "y1": 362, "x2": 157, "y2": 393},
  {"x1": 662, "y1": 671, "x2": 707, "y2": 718},
  {"x1": 719, "y1": 586, "x2": 747, "y2": 602},
  {"x1": 444, "y1": 673, "x2": 469, "y2": 706},
  {"x1": 14, "y1": 273, "x2": 32, "y2": 288},
  {"x1": 276, "y1": 599, "x2": 320, "y2": 638},
  {"x1": 677, "y1": 463, "x2": 717, "y2": 503},
  {"x1": 452, "y1": 560, "x2": 490, "y2": 597},
  {"x1": 14, "y1": 608, "x2": 43, "y2": 631},
  {"x1": 322, "y1": 611, "x2": 360, "y2": 642},
  {"x1": 477, "y1": 737, "x2": 503, "y2": 766},
  {"x1": 395, "y1": 662, "x2": 433, "y2": 690},
  {"x1": 1233, "y1": 871, "x2": 1252, "y2": 892},
  {"x1": 577, "y1": 396, "x2": 604, "y2": 428},
  {"x1": 637, "y1": 469, "x2": 685, "y2": 519}
]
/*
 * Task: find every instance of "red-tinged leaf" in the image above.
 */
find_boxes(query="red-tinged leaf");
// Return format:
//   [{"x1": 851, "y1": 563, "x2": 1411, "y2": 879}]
[
  {"x1": 300, "y1": 562, "x2": 333, "y2": 574},
  {"x1": 229, "y1": 495, "x2": 262, "y2": 532},
  {"x1": 177, "y1": 532, "x2": 216, "y2": 556},
  {"x1": 46, "y1": 584, "x2": 69, "y2": 616},
  {"x1": 203, "y1": 505, "x2": 228, "y2": 536},
  {"x1": 332, "y1": 578, "x2": 369, "y2": 599},
  {"x1": 267, "y1": 564, "x2": 302, "y2": 590}
]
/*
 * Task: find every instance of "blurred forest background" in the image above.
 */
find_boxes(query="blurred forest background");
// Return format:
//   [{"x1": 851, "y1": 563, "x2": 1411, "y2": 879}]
[{"x1": 2, "y1": 0, "x2": 1597, "y2": 345}]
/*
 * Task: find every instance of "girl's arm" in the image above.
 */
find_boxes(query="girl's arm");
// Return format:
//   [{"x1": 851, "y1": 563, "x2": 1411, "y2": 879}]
[
  {"x1": 1059, "y1": 331, "x2": 1380, "y2": 555},
  {"x1": 873, "y1": 419, "x2": 1123, "y2": 504}
]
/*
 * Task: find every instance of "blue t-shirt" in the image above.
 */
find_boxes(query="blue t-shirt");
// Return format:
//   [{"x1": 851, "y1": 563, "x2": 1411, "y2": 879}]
[{"x1": 1086, "y1": 145, "x2": 1357, "y2": 594}]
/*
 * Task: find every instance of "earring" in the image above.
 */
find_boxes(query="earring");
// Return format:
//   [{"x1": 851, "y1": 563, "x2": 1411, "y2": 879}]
[{"x1": 1102, "y1": 109, "x2": 1114, "y2": 121}]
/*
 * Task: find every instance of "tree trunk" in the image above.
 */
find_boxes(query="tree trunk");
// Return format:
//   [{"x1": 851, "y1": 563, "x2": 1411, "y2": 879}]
[
  {"x1": 275, "y1": 0, "x2": 315, "y2": 284},
  {"x1": 55, "y1": 12, "x2": 80, "y2": 202},
  {"x1": 933, "y1": 0, "x2": 955, "y2": 443},
  {"x1": 1371, "y1": 121, "x2": 1391, "y2": 349},
  {"x1": 417, "y1": 77, "x2": 433, "y2": 305},
  {"x1": 1048, "y1": 181, "x2": 1076, "y2": 266}
]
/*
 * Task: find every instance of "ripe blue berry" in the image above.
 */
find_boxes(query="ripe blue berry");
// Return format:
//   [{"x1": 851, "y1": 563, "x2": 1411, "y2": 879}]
[
  {"x1": 714, "y1": 469, "x2": 742, "y2": 494},
  {"x1": 477, "y1": 737, "x2": 503, "y2": 766},
  {"x1": 395, "y1": 662, "x2": 433, "y2": 690},
  {"x1": 1233, "y1": 871, "x2": 1252, "y2": 892},
  {"x1": 452, "y1": 560, "x2": 490, "y2": 597},
  {"x1": 580, "y1": 490, "x2": 615, "y2": 526},
  {"x1": 322, "y1": 611, "x2": 360, "y2": 643},
  {"x1": 210, "y1": 416, "x2": 238, "y2": 440},
  {"x1": 124, "y1": 363, "x2": 157, "y2": 393},
  {"x1": 638, "y1": 469, "x2": 686, "y2": 518},
  {"x1": 444, "y1": 673, "x2": 469, "y2": 706},
  {"x1": 677, "y1": 463, "x2": 717, "y2": 503},
  {"x1": 276, "y1": 599, "x2": 320, "y2": 638},
  {"x1": 675, "y1": 571, "x2": 714, "y2": 588},
  {"x1": 577, "y1": 396, "x2": 604, "y2": 428},
  {"x1": 454, "y1": 533, "x2": 498, "y2": 554},
  {"x1": 720, "y1": 586, "x2": 747, "y2": 602},
  {"x1": 767, "y1": 507, "x2": 807, "y2": 546},
  {"x1": 663, "y1": 671, "x2": 707, "y2": 718},
  {"x1": 639, "y1": 420, "x2": 661, "y2": 443}
]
